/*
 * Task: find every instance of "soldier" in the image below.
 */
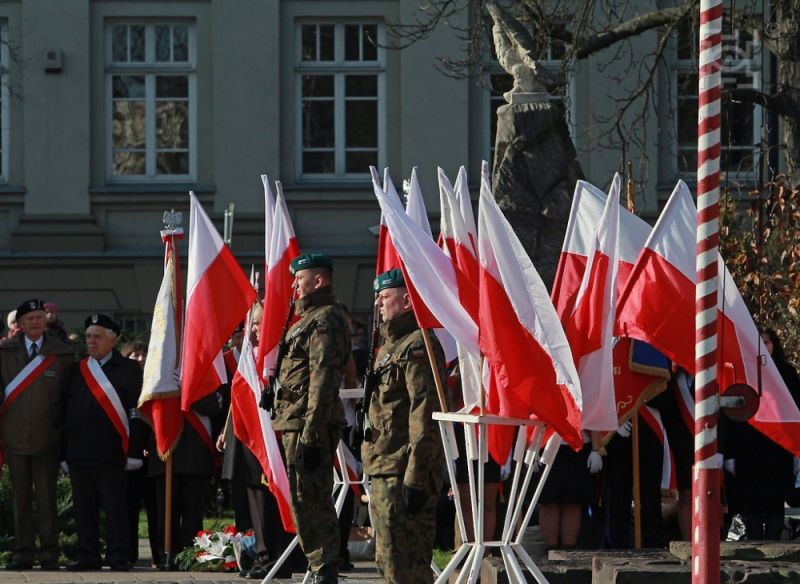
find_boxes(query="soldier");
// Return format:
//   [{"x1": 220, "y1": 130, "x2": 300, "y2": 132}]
[
  {"x1": 0, "y1": 298, "x2": 74, "y2": 570},
  {"x1": 362, "y1": 269, "x2": 444, "y2": 583},
  {"x1": 63, "y1": 314, "x2": 145, "y2": 571},
  {"x1": 271, "y1": 253, "x2": 351, "y2": 584}
]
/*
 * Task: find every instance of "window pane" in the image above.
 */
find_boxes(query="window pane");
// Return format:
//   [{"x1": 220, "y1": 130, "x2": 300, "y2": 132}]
[
  {"x1": 677, "y1": 99, "x2": 697, "y2": 144},
  {"x1": 157, "y1": 152, "x2": 189, "y2": 174},
  {"x1": 678, "y1": 150, "x2": 696, "y2": 173},
  {"x1": 130, "y1": 25, "x2": 145, "y2": 62},
  {"x1": 346, "y1": 100, "x2": 377, "y2": 147},
  {"x1": 345, "y1": 25, "x2": 360, "y2": 61},
  {"x1": 156, "y1": 75, "x2": 189, "y2": 98},
  {"x1": 156, "y1": 25, "x2": 171, "y2": 62},
  {"x1": 362, "y1": 25, "x2": 377, "y2": 60},
  {"x1": 113, "y1": 151, "x2": 146, "y2": 175},
  {"x1": 345, "y1": 75, "x2": 377, "y2": 97},
  {"x1": 112, "y1": 75, "x2": 145, "y2": 98},
  {"x1": 303, "y1": 151, "x2": 335, "y2": 174},
  {"x1": 302, "y1": 75, "x2": 334, "y2": 97},
  {"x1": 113, "y1": 101, "x2": 146, "y2": 148},
  {"x1": 302, "y1": 101, "x2": 334, "y2": 148},
  {"x1": 173, "y1": 25, "x2": 189, "y2": 62},
  {"x1": 156, "y1": 101, "x2": 189, "y2": 148},
  {"x1": 302, "y1": 25, "x2": 317, "y2": 61},
  {"x1": 346, "y1": 150, "x2": 376, "y2": 173},
  {"x1": 112, "y1": 25, "x2": 128, "y2": 62},
  {"x1": 319, "y1": 25, "x2": 334, "y2": 61}
]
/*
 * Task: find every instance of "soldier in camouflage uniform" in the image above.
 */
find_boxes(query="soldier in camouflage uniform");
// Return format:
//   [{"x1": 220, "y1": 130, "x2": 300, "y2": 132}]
[
  {"x1": 272, "y1": 253, "x2": 351, "y2": 584},
  {"x1": 363, "y1": 269, "x2": 445, "y2": 583}
]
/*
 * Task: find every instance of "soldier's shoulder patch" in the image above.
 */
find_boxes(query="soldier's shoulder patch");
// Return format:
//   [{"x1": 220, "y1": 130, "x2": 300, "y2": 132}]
[
  {"x1": 315, "y1": 324, "x2": 328, "y2": 334},
  {"x1": 406, "y1": 343, "x2": 427, "y2": 360}
]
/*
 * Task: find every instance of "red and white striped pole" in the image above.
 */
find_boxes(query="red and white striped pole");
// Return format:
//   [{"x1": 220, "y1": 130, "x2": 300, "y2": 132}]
[{"x1": 694, "y1": 1, "x2": 723, "y2": 583}]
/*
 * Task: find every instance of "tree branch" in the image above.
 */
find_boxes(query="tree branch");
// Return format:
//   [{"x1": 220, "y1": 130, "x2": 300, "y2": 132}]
[{"x1": 725, "y1": 88, "x2": 800, "y2": 119}]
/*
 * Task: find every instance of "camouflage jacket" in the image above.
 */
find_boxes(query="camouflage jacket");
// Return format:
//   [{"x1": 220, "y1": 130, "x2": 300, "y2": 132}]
[
  {"x1": 362, "y1": 311, "x2": 444, "y2": 489},
  {"x1": 272, "y1": 287, "x2": 350, "y2": 444}
]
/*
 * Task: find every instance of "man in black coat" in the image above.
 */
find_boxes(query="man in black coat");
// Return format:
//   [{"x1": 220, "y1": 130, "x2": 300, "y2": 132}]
[{"x1": 63, "y1": 314, "x2": 145, "y2": 571}]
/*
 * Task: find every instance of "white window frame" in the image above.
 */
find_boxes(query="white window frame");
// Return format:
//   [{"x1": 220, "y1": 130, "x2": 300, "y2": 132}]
[
  {"x1": 104, "y1": 21, "x2": 197, "y2": 182},
  {"x1": 294, "y1": 21, "x2": 386, "y2": 181},
  {"x1": 672, "y1": 26, "x2": 762, "y2": 180},
  {"x1": 0, "y1": 22, "x2": 10, "y2": 183}
]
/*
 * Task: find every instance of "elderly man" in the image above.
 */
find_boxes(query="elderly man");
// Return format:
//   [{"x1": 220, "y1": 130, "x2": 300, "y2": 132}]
[
  {"x1": 270, "y1": 253, "x2": 351, "y2": 584},
  {"x1": 64, "y1": 314, "x2": 144, "y2": 571},
  {"x1": 0, "y1": 299, "x2": 74, "y2": 570},
  {"x1": 363, "y1": 269, "x2": 444, "y2": 583}
]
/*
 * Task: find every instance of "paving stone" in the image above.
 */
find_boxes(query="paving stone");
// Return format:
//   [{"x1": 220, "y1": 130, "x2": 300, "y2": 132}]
[{"x1": 670, "y1": 540, "x2": 800, "y2": 563}]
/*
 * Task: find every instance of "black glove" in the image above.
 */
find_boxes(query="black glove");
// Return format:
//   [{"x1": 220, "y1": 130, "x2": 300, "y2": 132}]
[
  {"x1": 258, "y1": 388, "x2": 271, "y2": 411},
  {"x1": 297, "y1": 442, "x2": 321, "y2": 472},
  {"x1": 402, "y1": 483, "x2": 426, "y2": 516}
]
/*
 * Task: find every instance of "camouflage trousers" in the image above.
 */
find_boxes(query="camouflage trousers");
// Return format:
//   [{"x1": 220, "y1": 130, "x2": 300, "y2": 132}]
[
  {"x1": 281, "y1": 429, "x2": 340, "y2": 577},
  {"x1": 370, "y1": 476, "x2": 438, "y2": 583}
]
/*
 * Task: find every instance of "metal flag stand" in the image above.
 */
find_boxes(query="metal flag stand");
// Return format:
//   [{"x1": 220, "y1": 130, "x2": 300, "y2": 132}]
[{"x1": 433, "y1": 412, "x2": 559, "y2": 584}]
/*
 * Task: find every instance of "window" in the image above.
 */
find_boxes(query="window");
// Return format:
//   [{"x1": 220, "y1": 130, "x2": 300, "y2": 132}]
[
  {"x1": 0, "y1": 23, "x2": 9, "y2": 182},
  {"x1": 296, "y1": 22, "x2": 384, "y2": 179},
  {"x1": 673, "y1": 21, "x2": 761, "y2": 178},
  {"x1": 106, "y1": 22, "x2": 196, "y2": 180}
]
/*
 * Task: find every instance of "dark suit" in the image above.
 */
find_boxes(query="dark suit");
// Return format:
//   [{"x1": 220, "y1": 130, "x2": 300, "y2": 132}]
[
  {"x1": 63, "y1": 351, "x2": 144, "y2": 566},
  {"x1": 148, "y1": 390, "x2": 222, "y2": 562}
]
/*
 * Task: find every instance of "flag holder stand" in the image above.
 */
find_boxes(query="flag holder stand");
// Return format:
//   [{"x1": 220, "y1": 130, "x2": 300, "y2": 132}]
[
  {"x1": 433, "y1": 412, "x2": 557, "y2": 584},
  {"x1": 263, "y1": 389, "x2": 369, "y2": 584}
]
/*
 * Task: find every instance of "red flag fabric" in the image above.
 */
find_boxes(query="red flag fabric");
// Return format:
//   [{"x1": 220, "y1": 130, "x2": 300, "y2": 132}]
[
  {"x1": 477, "y1": 172, "x2": 582, "y2": 458},
  {"x1": 181, "y1": 192, "x2": 256, "y2": 410}
]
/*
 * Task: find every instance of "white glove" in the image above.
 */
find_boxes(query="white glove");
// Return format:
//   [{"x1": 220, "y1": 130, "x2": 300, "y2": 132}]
[
  {"x1": 125, "y1": 458, "x2": 144, "y2": 471},
  {"x1": 587, "y1": 450, "x2": 603, "y2": 474},
  {"x1": 59, "y1": 461, "x2": 69, "y2": 474},
  {"x1": 723, "y1": 459, "x2": 736, "y2": 476},
  {"x1": 616, "y1": 420, "x2": 632, "y2": 438}
]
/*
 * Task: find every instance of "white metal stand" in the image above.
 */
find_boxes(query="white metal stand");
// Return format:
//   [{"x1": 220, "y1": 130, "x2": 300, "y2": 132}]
[{"x1": 433, "y1": 412, "x2": 561, "y2": 584}]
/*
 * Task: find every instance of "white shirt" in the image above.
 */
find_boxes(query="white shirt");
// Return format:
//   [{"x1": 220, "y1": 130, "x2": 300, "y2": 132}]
[{"x1": 24, "y1": 336, "x2": 43, "y2": 358}]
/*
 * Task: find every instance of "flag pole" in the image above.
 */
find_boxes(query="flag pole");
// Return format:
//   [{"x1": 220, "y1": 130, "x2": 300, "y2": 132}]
[
  {"x1": 626, "y1": 163, "x2": 643, "y2": 550},
  {"x1": 693, "y1": 1, "x2": 722, "y2": 582},
  {"x1": 160, "y1": 209, "x2": 184, "y2": 569},
  {"x1": 420, "y1": 328, "x2": 449, "y2": 414}
]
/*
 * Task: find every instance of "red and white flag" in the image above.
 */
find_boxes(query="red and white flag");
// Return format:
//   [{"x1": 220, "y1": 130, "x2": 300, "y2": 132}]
[
  {"x1": 181, "y1": 192, "x2": 257, "y2": 410},
  {"x1": 231, "y1": 303, "x2": 295, "y2": 533},
  {"x1": 138, "y1": 238, "x2": 184, "y2": 458},
  {"x1": 477, "y1": 173, "x2": 583, "y2": 453},
  {"x1": 258, "y1": 182, "x2": 300, "y2": 381},
  {"x1": 615, "y1": 181, "x2": 696, "y2": 373},
  {"x1": 454, "y1": 165, "x2": 478, "y2": 258},
  {"x1": 563, "y1": 174, "x2": 621, "y2": 431}
]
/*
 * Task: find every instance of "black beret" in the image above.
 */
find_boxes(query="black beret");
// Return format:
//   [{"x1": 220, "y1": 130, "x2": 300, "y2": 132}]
[
  {"x1": 84, "y1": 313, "x2": 121, "y2": 336},
  {"x1": 290, "y1": 253, "x2": 333, "y2": 276},
  {"x1": 16, "y1": 299, "x2": 46, "y2": 319},
  {"x1": 374, "y1": 268, "x2": 405, "y2": 292}
]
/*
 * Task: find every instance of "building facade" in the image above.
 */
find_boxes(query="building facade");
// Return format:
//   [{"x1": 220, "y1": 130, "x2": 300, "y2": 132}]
[{"x1": 0, "y1": 1, "x2": 771, "y2": 330}]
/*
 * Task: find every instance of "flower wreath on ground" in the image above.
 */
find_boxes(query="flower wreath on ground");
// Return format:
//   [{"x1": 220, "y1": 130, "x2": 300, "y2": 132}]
[{"x1": 175, "y1": 525, "x2": 256, "y2": 572}]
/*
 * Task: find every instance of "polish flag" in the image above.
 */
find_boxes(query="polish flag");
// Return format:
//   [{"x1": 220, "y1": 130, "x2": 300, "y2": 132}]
[
  {"x1": 376, "y1": 169, "x2": 402, "y2": 275},
  {"x1": 231, "y1": 303, "x2": 295, "y2": 532},
  {"x1": 181, "y1": 192, "x2": 257, "y2": 410},
  {"x1": 138, "y1": 236, "x2": 184, "y2": 458},
  {"x1": 615, "y1": 181, "x2": 697, "y2": 373},
  {"x1": 258, "y1": 182, "x2": 301, "y2": 381},
  {"x1": 370, "y1": 167, "x2": 480, "y2": 360},
  {"x1": 616, "y1": 181, "x2": 800, "y2": 455},
  {"x1": 454, "y1": 164, "x2": 478, "y2": 258},
  {"x1": 563, "y1": 174, "x2": 621, "y2": 431},
  {"x1": 477, "y1": 173, "x2": 583, "y2": 453}
]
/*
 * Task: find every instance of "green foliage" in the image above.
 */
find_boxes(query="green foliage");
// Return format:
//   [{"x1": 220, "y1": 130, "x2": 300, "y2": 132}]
[
  {"x1": 720, "y1": 178, "x2": 800, "y2": 364},
  {"x1": 433, "y1": 548, "x2": 454, "y2": 569}
]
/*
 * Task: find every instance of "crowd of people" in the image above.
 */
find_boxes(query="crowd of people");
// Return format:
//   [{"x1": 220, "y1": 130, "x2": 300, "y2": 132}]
[{"x1": 0, "y1": 256, "x2": 798, "y2": 582}]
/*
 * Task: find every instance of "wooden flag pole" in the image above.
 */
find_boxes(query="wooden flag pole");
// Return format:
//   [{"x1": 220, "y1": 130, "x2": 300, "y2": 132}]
[{"x1": 420, "y1": 328, "x2": 449, "y2": 414}]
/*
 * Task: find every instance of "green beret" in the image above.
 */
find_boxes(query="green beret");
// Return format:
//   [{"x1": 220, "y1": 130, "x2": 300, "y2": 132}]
[
  {"x1": 289, "y1": 253, "x2": 333, "y2": 275},
  {"x1": 374, "y1": 268, "x2": 405, "y2": 292}
]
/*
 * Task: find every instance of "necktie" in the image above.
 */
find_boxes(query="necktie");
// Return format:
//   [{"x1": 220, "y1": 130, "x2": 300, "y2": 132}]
[{"x1": 30, "y1": 343, "x2": 38, "y2": 360}]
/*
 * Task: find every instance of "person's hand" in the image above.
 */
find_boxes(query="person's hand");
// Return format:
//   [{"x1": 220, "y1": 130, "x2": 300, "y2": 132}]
[
  {"x1": 723, "y1": 459, "x2": 736, "y2": 476},
  {"x1": 216, "y1": 434, "x2": 226, "y2": 452},
  {"x1": 297, "y1": 442, "x2": 321, "y2": 472},
  {"x1": 402, "y1": 483, "x2": 426, "y2": 516},
  {"x1": 125, "y1": 458, "x2": 144, "y2": 471},
  {"x1": 587, "y1": 450, "x2": 603, "y2": 474},
  {"x1": 616, "y1": 420, "x2": 632, "y2": 438}
]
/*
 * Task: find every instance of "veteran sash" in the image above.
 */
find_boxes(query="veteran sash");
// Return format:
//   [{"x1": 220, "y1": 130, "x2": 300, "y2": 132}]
[
  {"x1": 0, "y1": 355, "x2": 57, "y2": 417},
  {"x1": 80, "y1": 358, "x2": 130, "y2": 456}
]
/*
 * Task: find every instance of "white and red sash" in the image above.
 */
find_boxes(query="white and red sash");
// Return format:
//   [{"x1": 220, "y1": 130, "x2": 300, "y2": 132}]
[
  {"x1": 0, "y1": 355, "x2": 57, "y2": 418},
  {"x1": 185, "y1": 410, "x2": 218, "y2": 467},
  {"x1": 79, "y1": 358, "x2": 130, "y2": 456}
]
